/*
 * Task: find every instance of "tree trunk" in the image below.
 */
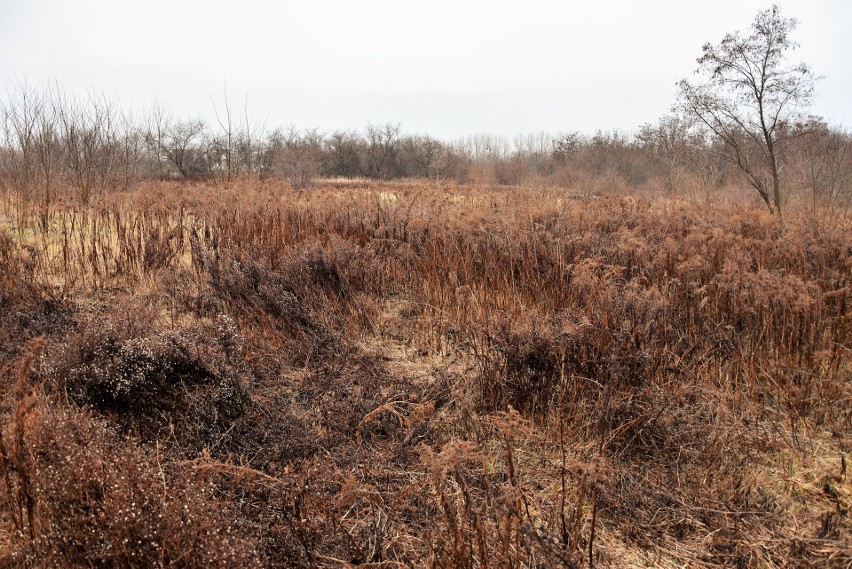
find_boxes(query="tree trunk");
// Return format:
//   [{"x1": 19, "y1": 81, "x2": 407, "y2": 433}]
[{"x1": 767, "y1": 147, "x2": 783, "y2": 220}]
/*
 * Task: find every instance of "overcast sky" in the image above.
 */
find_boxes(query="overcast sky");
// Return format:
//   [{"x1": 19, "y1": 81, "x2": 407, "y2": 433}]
[{"x1": 1, "y1": 0, "x2": 849, "y2": 140}]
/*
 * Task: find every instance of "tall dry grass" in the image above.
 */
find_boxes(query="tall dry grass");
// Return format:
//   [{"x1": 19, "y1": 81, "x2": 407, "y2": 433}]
[{"x1": 0, "y1": 179, "x2": 849, "y2": 567}]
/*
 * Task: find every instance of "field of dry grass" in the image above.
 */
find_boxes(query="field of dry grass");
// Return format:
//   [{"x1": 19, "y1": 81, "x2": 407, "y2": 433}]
[{"x1": 0, "y1": 179, "x2": 849, "y2": 567}]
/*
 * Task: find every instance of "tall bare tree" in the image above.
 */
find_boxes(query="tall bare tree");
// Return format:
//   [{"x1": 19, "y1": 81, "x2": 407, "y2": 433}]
[{"x1": 678, "y1": 4, "x2": 818, "y2": 217}]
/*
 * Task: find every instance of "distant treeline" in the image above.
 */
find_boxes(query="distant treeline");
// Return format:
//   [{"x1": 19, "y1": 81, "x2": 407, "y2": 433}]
[{"x1": 1, "y1": 84, "x2": 850, "y2": 208}]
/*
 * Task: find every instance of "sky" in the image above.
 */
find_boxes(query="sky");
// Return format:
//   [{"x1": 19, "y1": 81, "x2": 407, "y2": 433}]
[{"x1": 1, "y1": 0, "x2": 849, "y2": 140}]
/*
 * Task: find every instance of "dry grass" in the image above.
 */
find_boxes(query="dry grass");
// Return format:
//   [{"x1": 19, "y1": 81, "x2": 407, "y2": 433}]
[{"x1": 0, "y1": 179, "x2": 849, "y2": 567}]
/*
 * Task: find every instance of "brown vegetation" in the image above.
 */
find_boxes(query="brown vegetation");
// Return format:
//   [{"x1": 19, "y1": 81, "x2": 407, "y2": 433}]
[
  {"x1": 0, "y1": 177, "x2": 848, "y2": 567},
  {"x1": 2, "y1": 82, "x2": 850, "y2": 217}
]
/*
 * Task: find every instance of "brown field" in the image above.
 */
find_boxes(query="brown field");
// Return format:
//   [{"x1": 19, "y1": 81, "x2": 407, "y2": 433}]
[{"x1": 0, "y1": 179, "x2": 849, "y2": 567}]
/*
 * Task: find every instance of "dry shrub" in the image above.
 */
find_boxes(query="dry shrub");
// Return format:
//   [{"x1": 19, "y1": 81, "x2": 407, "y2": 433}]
[
  {"x1": 191, "y1": 242, "x2": 347, "y2": 366},
  {"x1": 44, "y1": 306, "x2": 247, "y2": 452},
  {"x1": 0, "y1": 394, "x2": 262, "y2": 567},
  {"x1": 476, "y1": 282, "x2": 672, "y2": 422}
]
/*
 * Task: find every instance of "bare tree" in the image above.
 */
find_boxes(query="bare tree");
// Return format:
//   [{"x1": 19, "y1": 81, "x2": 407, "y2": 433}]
[
  {"x1": 234, "y1": 108, "x2": 266, "y2": 179},
  {"x1": 514, "y1": 132, "x2": 554, "y2": 178},
  {"x1": 789, "y1": 120, "x2": 852, "y2": 212},
  {"x1": 1, "y1": 84, "x2": 40, "y2": 201},
  {"x1": 398, "y1": 134, "x2": 443, "y2": 178},
  {"x1": 141, "y1": 101, "x2": 208, "y2": 179},
  {"x1": 551, "y1": 132, "x2": 584, "y2": 163},
  {"x1": 158, "y1": 121, "x2": 206, "y2": 178},
  {"x1": 33, "y1": 93, "x2": 60, "y2": 229},
  {"x1": 207, "y1": 90, "x2": 266, "y2": 182},
  {"x1": 168, "y1": 120, "x2": 209, "y2": 178},
  {"x1": 636, "y1": 114, "x2": 700, "y2": 193},
  {"x1": 365, "y1": 123, "x2": 401, "y2": 179},
  {"x1": 142, "y1": 102, "x2": 174, "y2": 177},
  {"x1": 210, "y1": 90, "x2": 236, "y2": 184},
  {"x1": 269, "y1": 126, "x2": 324, "y2": 189},
  {"x1": 115, "y1": 107, "x2": 145, "y2": 191},
  {"x1": 57, "y1": 90, "x2": 120, "y2": 204},
  {"x1": 678, "y1": 4, "x2": 818, "y2": 216},
  {"x1": 460, "y1": 133, "x2": 510, "y2": 163},
  {"x1": 427, "y1": 144, "x2": 467, "y2": 183},
  {"x1": 324, "y1": 130, "x2": 363, "y2": 178}
]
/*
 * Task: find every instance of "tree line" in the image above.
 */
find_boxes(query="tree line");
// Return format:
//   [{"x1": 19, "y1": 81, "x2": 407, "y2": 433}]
[{"x1": 1, "y1": 77, "x2": 849, "y2": 217}]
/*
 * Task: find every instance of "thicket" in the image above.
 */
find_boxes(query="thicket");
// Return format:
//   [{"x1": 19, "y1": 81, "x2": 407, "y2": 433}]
[{"x1": 0, "y1": 179, "x2": 848, "y2": 566}]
